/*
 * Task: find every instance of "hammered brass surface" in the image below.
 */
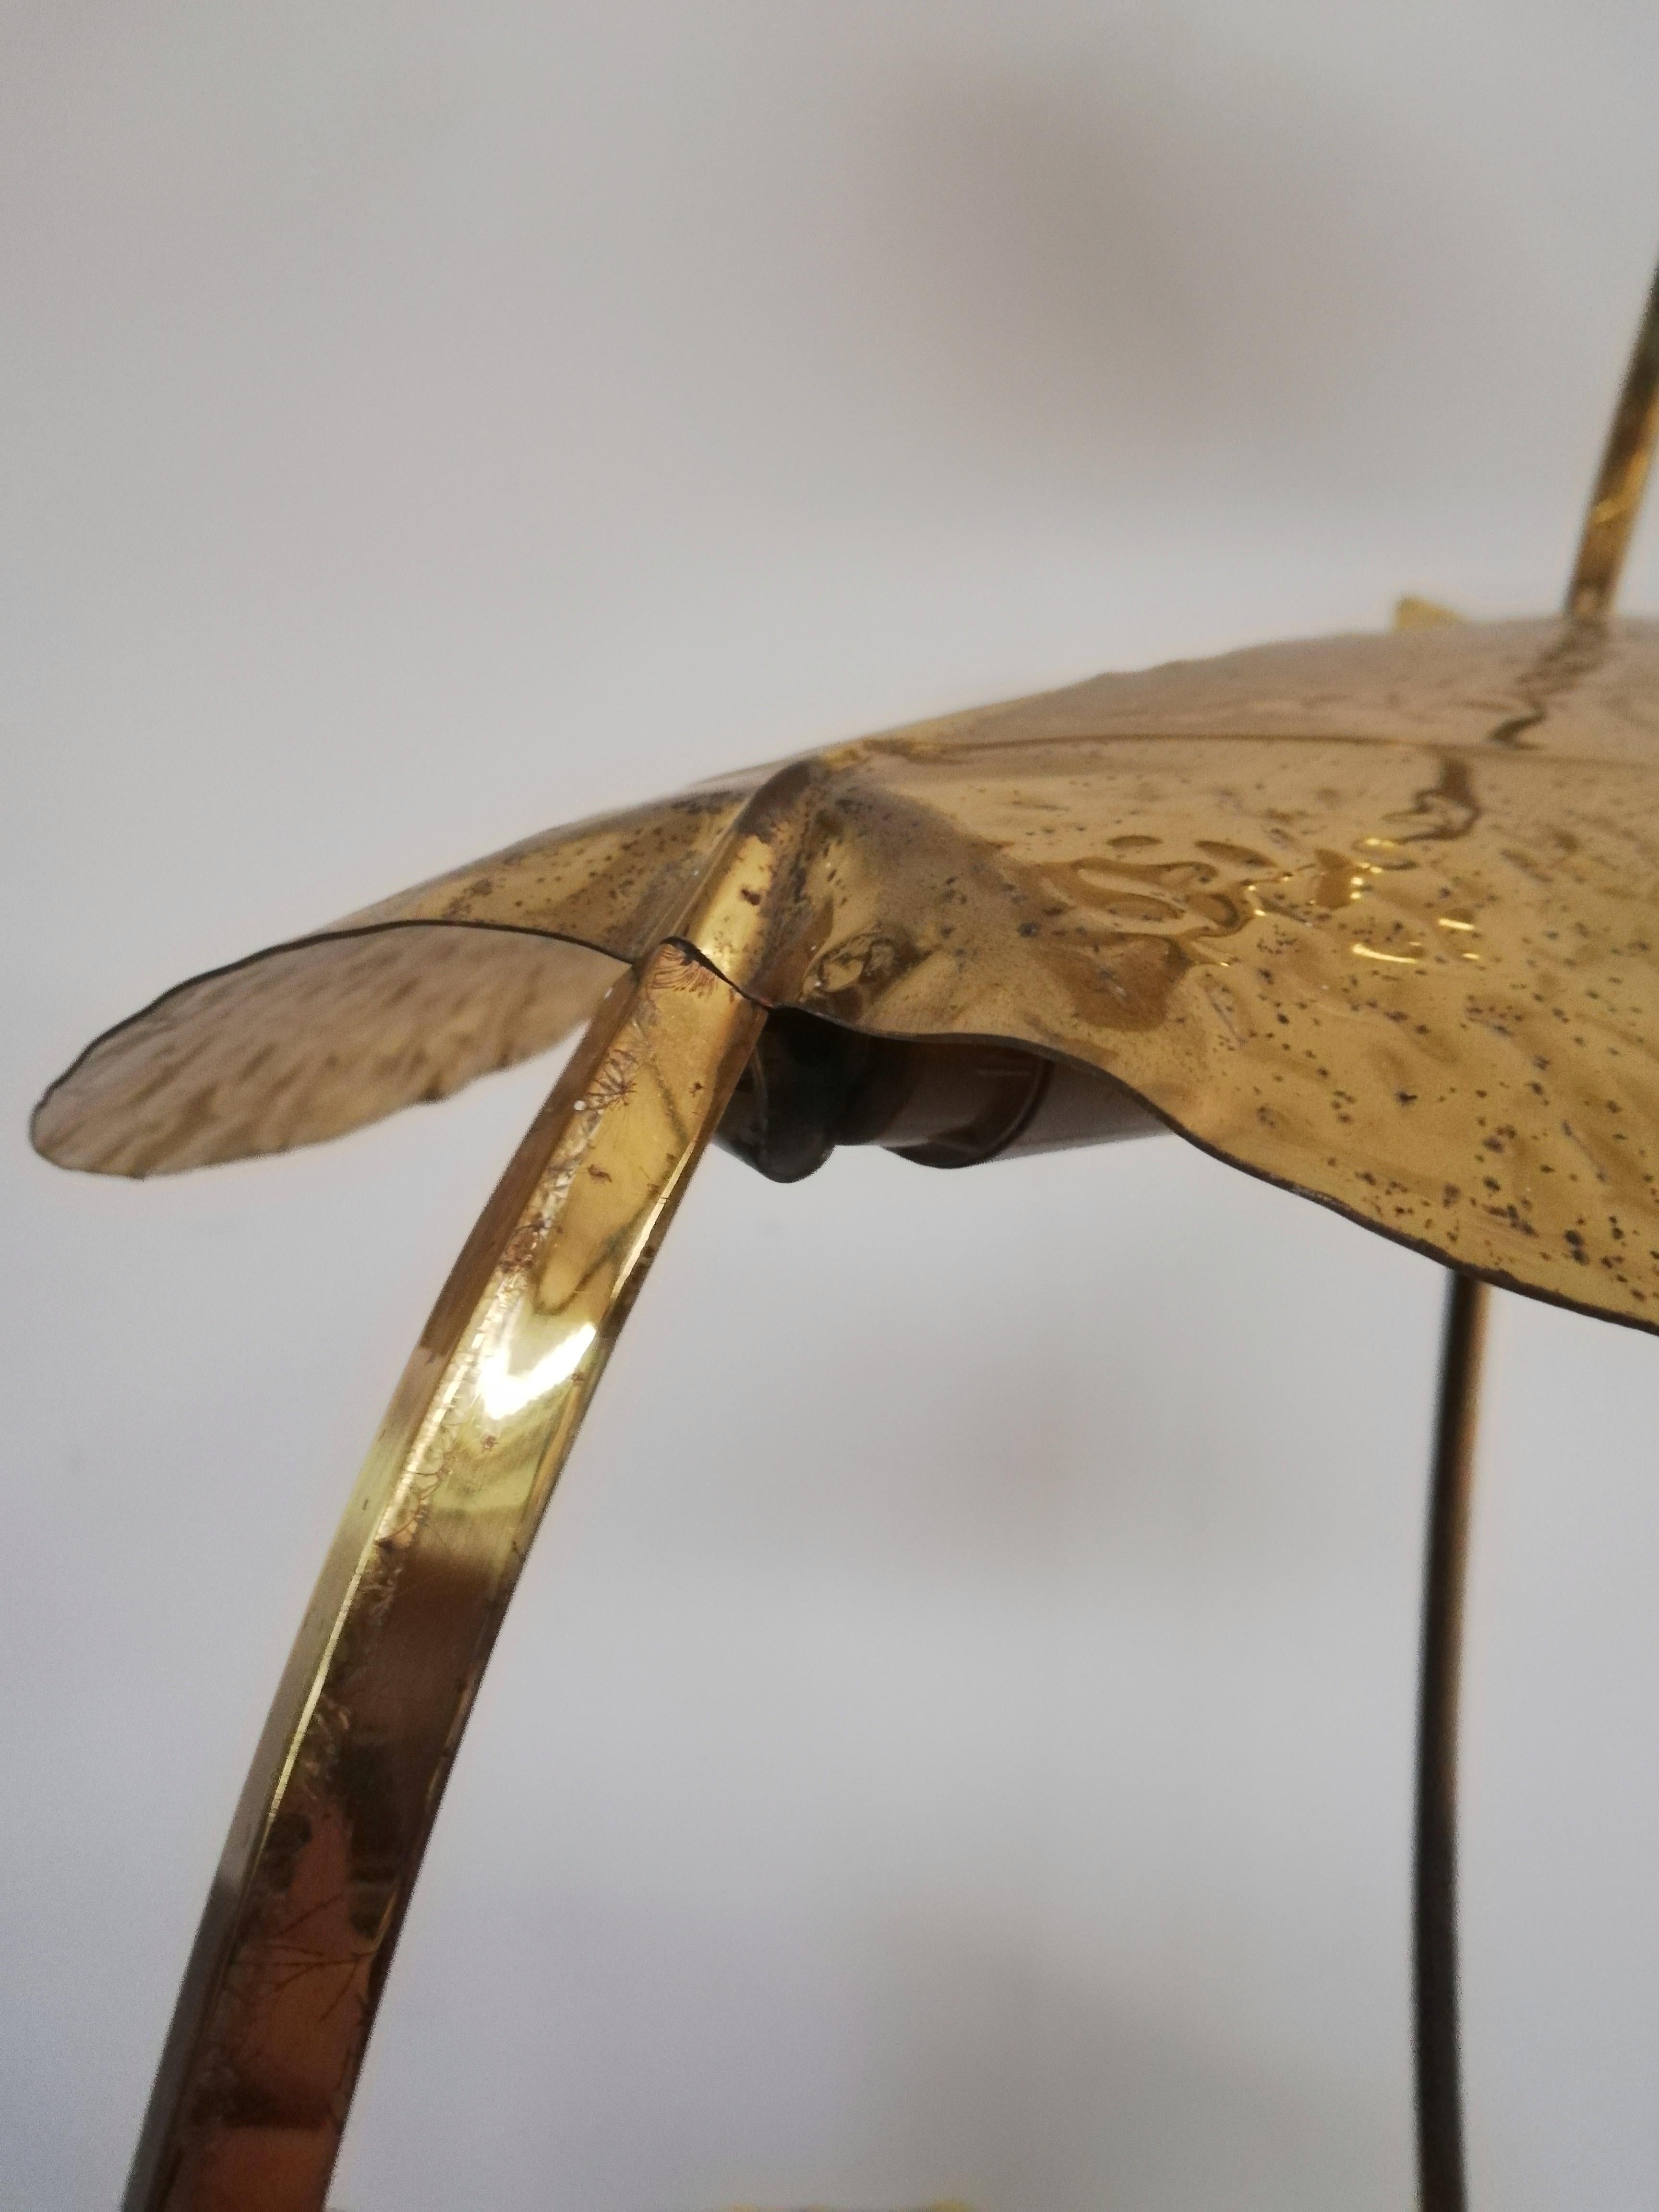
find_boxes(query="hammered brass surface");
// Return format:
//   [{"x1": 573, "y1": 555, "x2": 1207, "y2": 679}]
[
  {"x1": 35, "y1": 613, "x2": 1659, "y2": 1334},
  {"x1": 121, "y1": 942, "x2": 763, "y2": 2212}
]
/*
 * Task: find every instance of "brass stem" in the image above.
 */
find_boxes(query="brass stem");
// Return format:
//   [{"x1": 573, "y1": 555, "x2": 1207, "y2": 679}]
[
  {"x1": 1413, "y1": 1270, "x2": 1489, "y2": 2212},
  {"x1": 1566, "y1": 256, "x2": 1659, "y2": 620},
  {"x1": 123, "y1": 941, "x2": 764, "y2": 2212}
]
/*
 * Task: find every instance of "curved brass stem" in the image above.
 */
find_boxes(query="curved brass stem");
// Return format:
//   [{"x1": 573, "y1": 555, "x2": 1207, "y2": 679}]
[
  {"x1": 1413, "y1": 1271, "x2": 1489, "y2": 2212},
  {"x1": 1566, "y1": 256, "x2": 1659, "y2": 620},
  {"x1": 123, "y1": 941, "x2": 764, "y2": 2212}
]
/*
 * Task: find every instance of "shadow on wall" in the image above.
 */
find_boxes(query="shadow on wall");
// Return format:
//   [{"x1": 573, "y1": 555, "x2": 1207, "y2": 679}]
[{"x1": 847, "y1": 49, "x2": 1486, "y2": 496}]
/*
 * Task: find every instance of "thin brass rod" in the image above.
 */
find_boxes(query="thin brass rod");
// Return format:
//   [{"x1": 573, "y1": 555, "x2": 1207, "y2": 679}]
[
  {"x1": 123, "y1": 940, "x2": 764, "y2": 2212},
  {"x1": 1413, "y1": 1270, "x2": 1490, "y2": 2212},
  {"x1": 1566, "y1": 256, "x2": 1659, "y2": 619}
]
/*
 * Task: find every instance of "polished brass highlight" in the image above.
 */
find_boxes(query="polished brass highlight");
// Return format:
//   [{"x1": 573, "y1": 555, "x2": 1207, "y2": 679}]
[
  {"x1": 120, "y1": 942, "x2": 762, "y2": 2212},
  {"x1": 30, "y1": 247, "x2": 1659, "y2": 2212}
]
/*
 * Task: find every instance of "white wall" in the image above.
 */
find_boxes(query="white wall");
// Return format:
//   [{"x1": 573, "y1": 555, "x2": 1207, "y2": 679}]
[{"x1": 7, "y1": 6, "x2": 1659, "y2": 2208}]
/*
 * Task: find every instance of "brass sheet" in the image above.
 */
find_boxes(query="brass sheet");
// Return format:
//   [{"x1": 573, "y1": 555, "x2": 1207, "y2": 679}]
[
  {"x1": 33, "y1": 613, "x2": 1659, "y2": 1333},
  {"x1": 34, "y1": 923, "x2": 623, "y2": 1178}
]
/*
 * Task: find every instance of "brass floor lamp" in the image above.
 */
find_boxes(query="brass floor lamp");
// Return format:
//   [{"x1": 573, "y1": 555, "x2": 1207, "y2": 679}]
[{"x1": 32, "y1": 252, "x2": 1659, "y2": 2212}]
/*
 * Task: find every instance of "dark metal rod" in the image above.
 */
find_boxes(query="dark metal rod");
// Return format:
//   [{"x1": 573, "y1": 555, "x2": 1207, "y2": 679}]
[{"x1": 1414, "y1": 1269, "x2": 1490, "y2": 2212}]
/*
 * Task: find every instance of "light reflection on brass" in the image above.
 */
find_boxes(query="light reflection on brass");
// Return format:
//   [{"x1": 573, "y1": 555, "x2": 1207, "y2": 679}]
[
  {"x1": 118, "y1": 942, "x2": 762, "y2": 2212},
  {"x1": 28, "y1": 241, "x2": 1659, "y2": 2212}
]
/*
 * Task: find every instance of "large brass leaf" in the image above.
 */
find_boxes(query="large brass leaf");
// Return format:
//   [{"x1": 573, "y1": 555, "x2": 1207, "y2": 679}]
[{"x1": 33, "y1": 612, "x2": 1659, "y2": 1334}]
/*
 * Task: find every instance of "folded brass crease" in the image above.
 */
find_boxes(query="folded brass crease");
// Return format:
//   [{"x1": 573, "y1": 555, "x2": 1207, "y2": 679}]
[
  {"x1": 120, "y1": 943, "x2": 764, "y2": 2212},
  {"x1": 32, "y1": 614, "x2": 1659, "y2": 1335}
]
